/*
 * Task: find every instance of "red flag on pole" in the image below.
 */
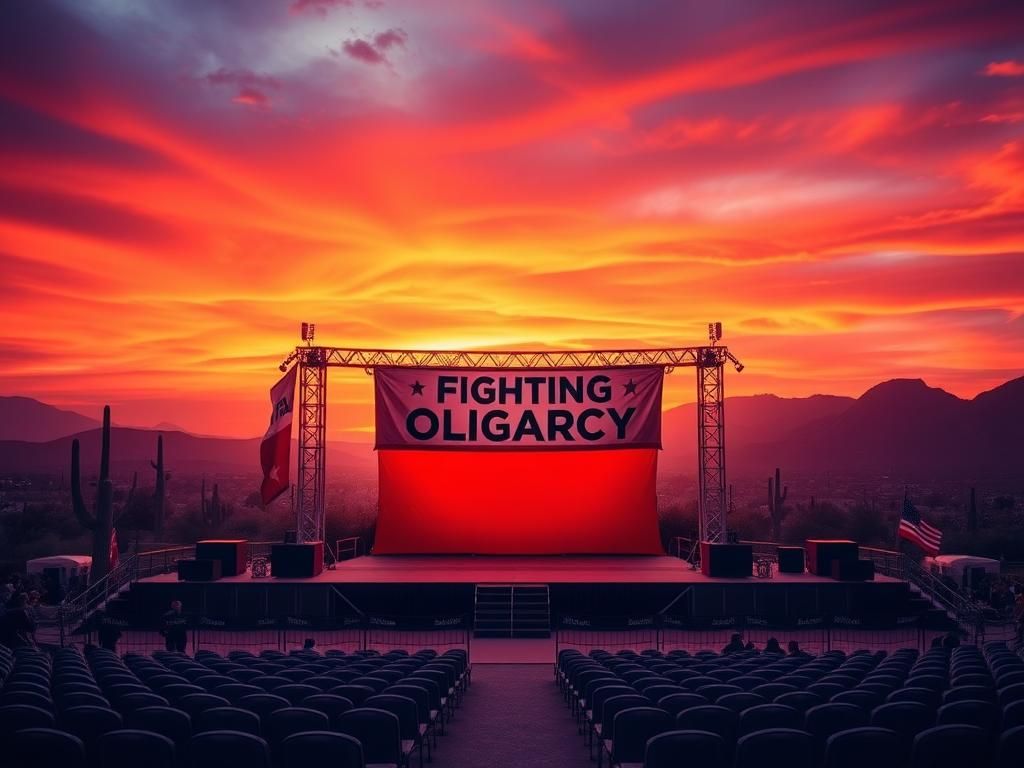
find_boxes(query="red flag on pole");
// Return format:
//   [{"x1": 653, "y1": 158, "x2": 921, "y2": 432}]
[
  {"x1": 260, "y1": 365, "x2": 298, "y2": 505},
  {"x1": 109, "y1": 528, "x2": 119, "y2": 570}
]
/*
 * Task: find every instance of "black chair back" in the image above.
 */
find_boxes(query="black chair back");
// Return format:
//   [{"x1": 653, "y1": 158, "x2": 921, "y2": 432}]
[
  {"x1": 824, "y1": 727, "x2": 903, "y2": 768},
  {"x1": 188, "y1": 730, "x2": 271, "y2": 768},
  {"x1": 644, "y1": 729, "x2": 726, "y2": 768},
  {"x1": 99, "y1": 729, "x2": 175, "y2": 768},
  {"x1": 9, "y1": 727, "x2": 87, "y2": 768},
  {"x1": 195, "y1": 706, "x2": 261, "y2": 736},
  {"x1": 336, "y1": 708, "x2": 401, "y2": 765},
  {"x1": 912, "y1": 724, "x2": 988, "y2": 768},
  {"x1": 280, "y1": 731, "x2": 364, "y2": 768},
  {"x1": 735, "y1": 728, "x2": 814, "y2": 768}
]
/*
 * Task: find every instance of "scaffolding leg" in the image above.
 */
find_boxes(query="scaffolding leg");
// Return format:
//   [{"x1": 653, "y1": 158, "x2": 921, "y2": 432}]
[
  {"x1": 297, "y1": 350, "x2": 327, "y2": 551},
  {"x1": 697, "y1": 356, "x2": 727, "y2": 543}
]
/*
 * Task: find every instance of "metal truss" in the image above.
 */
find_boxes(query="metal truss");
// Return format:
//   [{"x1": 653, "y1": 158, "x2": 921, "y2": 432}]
[
  {"x1": 286, "y1": 344, "x2": 738, "y2": 556},
  {"x1": 296, "y1": 349, "x2": 326, "y2": 545},
  {"x1": 697, "y1": 352, "x2": 728, "y2": 543}
]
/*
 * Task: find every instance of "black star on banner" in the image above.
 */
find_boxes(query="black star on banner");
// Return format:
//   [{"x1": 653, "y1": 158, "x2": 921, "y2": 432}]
[
  {"x1": 623, "y1": 379, "x2": 638, "y2": 395},
  {"x1": 410, "y1": 381, "x2": 425, "y2": 395}
]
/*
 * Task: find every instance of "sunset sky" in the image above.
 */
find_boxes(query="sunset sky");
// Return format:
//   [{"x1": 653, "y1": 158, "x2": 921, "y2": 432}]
[{"x1": 1, "y1": 0, "x2": 1023, "y2": 440}]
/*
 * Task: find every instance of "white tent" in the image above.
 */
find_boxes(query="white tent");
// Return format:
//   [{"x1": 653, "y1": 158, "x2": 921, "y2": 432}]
[
  {"x1": 924, "y1": 555, "x2": 1000, "y2": 589},
  {"x1": 26, "y1": 555, "x2": 92, "y2": 585}
]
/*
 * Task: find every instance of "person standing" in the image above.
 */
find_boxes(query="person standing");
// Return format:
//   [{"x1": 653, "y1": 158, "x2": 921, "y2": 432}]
[
  {"x1": 160, "y1": 600, "x2": 188, "y2": 652},
  {"x1": 0, "y1": 593, "x2": 36, "y2": 649},
  {"x1": 95, "y1": 610, "x2": 122, "y2": 653},
  {"x1": 1014, "y1": 591, "x2": 1024, "y2": 647}
]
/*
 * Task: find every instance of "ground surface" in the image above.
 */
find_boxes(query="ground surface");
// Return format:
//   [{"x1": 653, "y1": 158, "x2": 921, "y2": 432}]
[{"x1": 441, "y1": 664, "x2": 592, "y2": 768}]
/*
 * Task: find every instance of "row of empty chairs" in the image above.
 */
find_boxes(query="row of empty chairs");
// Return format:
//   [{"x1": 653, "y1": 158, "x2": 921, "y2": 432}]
[
  {"x1": 1, "y1": 642, "x2": 470, "y2": 768},
  {"x1": 556, "y1": 642, "x2": 1024, "y2": 767}
]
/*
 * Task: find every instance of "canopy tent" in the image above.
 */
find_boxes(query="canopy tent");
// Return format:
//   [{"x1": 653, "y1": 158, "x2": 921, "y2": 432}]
[
  {"x1": 26, "y1": 555, "x2": 91, "y2": 584},
  {"x1": 924, "y1": 554, "x2": 1000, "y2": 589}
]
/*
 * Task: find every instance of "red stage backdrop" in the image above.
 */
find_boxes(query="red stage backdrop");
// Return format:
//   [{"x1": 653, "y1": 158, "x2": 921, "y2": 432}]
[{"x1": 373, "y1": 367, "x2": 665, "y2": 554}]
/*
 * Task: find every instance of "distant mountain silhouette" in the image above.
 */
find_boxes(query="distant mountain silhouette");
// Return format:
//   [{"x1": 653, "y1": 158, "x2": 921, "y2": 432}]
[
  {"x1": 0, "y1": 396, "x2": 99, "y2": 442},
  {"x1": 661, "y1": 377, "x2": 1023, "y2": 478},
  {"x1": 0, "y1": 426, "x2": 375, "y2": 478},
  {"x1": 0, "y1": 377, "x2": 1020, "y2": 479},
  {"x1": 661, "y1": 392, "x2": 854, "y2": 471}
]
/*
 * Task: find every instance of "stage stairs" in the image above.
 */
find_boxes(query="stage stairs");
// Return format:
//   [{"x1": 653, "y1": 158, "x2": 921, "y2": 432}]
[{"x1": 473, "y1": 584, "x2": 550, "y2": 638}]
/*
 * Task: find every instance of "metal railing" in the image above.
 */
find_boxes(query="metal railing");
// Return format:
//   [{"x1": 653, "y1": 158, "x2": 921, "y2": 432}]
[
  {"x1": 335, "y1": 537, "x2": 363, "y2": 561},
  {"x1": 57, "y1": 541, "x2": 284, "y2": 644},
  {"x1": 669, "y1": 537, "x2": 985, "y2": 632},
  {"x1": 861, "y1": 546, "x2": 983, "y2": 630},
  {"x1": 58, "y1": 554, "x2": 140, "y2": 645}
]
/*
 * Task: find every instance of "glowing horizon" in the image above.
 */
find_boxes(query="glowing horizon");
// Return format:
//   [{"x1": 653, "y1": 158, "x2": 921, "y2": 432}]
[{"x1": 1, "y1": 0, "x2": 1022, "y2": 439}]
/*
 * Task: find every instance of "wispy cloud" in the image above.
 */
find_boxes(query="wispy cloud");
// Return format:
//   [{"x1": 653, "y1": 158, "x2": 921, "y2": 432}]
[
  {"x1": 984, "y1": 59, "x2": 1024, "y2": 77},
  {"x1": 204, "y1": 68, "x2": 280, "y2": 107},
  {"x1": 0, "y1": 0, "x2": 1022, "y2": 435},
  {"x1": 342, "y1": 28, "x2": 407, "y2": 65}
]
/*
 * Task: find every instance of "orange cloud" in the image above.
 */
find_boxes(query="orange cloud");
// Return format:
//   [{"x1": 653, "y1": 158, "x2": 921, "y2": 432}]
[
  {"x1": 0, "y1": 0, "x2": 1021, "y2": 439},
  {"x1": 984, "y1": 60, "x2": 1024, "y2": 76}
]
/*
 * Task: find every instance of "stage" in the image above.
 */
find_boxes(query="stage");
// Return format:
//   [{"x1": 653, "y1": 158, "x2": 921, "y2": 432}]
[
  {"x1": 141, "y1": 554, "x2": 893, "y2": 585},
  {"x1": 115, "y1": 554, "x2": 943, "y2": 631}
]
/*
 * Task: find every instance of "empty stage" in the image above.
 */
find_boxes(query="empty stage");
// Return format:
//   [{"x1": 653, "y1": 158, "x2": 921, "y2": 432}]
[{"x1": 125, "y1": 555, "x2": 917, "y2": 627}]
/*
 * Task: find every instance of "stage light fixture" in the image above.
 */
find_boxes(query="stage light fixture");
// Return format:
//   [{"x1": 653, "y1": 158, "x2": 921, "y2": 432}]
[
  {"x1": 708, "y1": 321, "x2": 723, "y2": 345},
  {"x1": 279, "y1": 363, "x2": 288, "y2": 372}
]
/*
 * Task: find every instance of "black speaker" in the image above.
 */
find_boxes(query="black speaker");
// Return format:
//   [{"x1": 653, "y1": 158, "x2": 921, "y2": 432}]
[
  {"x1": 777, "y1": 546, "x2": 805, "y2": 574},
  {"x1": 177, "y1": 558, "x2": 222, "y2": 581},
  {"x1": 831, "y1": 558, "x2": 875, "y2": 581},
  {"x1": 805, "y1": 539, "x2": 859, "y2": 576},
  {"x1": 195, "y1": 539, "x2": 248, "y2": 577},
  {"x1": 700, "y1": 542, "x2": 753, "y2": 578},
  {"x1": 271, "y1": 542, "x2": 324, "y2": 578}
]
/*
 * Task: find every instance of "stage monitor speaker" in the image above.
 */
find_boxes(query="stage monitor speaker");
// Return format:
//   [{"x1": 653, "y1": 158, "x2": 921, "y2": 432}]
[
  {"x1": 195, "y1": 539, "x2": 248, "y2": 577},
  {"x1": 271, "y1": 542, "x2": 324, "y2": 578},
  {"x1": 777, "y1": 546, "x2": 805, "y2": 574},
  {"x1": 831, "y1": 558, "x2": 875, "y2": 581},
  {"x1": 805, "y1": 539, "x2": 859, "y2": 576},
  {"x1": 177, "y1": 558, "x2": 222, "y2": 581},
  {"x1": 700, "y1": 542, "x2": 753, "y2": 578}
]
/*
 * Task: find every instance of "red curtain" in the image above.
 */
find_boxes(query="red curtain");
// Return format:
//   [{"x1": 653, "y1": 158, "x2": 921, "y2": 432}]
[{"x1": 374, "y1": 448, "x2": 663, "y2": 554}]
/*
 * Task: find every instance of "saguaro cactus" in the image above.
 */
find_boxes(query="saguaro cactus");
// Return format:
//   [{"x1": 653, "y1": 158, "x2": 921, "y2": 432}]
[
  {"x1": 968, "y1": 486, "x2": 978, "y2": 533},
  {"x1": 201, "y1": 476, "x2": 208, "y2": 522},
  {"x1": 210, "y1": 482, "x2": 222, "y2": 526},
  {"x1": 71, "y1": 405, "x2": 117, "y2": 583},
  {"x1": 151, "y1": 434, "x2": 167, "y2": 538},
  {"x1": 768, "y1": 466, "x2": 788, "y2": 541}
]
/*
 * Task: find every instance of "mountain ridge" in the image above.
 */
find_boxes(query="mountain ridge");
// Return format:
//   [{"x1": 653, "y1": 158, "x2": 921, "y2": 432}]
[{"x1": 1, "y1": 376, "x2": 1020, "y2": 478}]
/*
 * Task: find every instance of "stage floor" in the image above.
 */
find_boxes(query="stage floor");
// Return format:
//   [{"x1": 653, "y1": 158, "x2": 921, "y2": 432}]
[{"x1": 141, "y1": 555, "x2": 896, "y2": 585}]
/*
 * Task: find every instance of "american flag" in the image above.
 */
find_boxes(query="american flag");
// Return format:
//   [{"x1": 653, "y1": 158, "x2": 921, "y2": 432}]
[{"x1": 898, "y1": 496, "x2": 942, "y2": 556}]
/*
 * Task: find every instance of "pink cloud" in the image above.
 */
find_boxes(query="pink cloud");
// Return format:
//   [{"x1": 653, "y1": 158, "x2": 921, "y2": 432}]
[
  {"x1": 343, "y1": 39, "x2": 385, "y2": 65},
  {"x1": 233, "y1": 87, "x2": 269, "y2": 107},
  {"x1": 290, "y1": 0, "x2": 353, "y2": 16},
  {"x1": 204, "y1": 68, "x2": 279, "y2": 106},
  {"x1": 374, "y1": 28, "x2": 407, "y2": 51},
  {"x1": 342, "y1": 28, "x2": 407, "y2": 65},
  {"x1": 984, "y1": 60, "x2": 1024, "y2": 76}
]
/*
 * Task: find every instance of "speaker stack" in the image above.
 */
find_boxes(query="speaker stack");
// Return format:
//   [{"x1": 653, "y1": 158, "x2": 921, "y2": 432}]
[
  {"x1": 271, "y1": 541, "x2": 324, "y2": 578},
  {"x1": 177, "y1": 558, "x2": 222, "y2": 581},
  {"x1": 777, "y1": 546, "x2": 805, "y2": 574},
  {"x1": 195, "y1": 539, "x2": 248, "y2": 577},
  {"x1": 700, "y1": 542, "x2": 753, "y2": 578},
  {"x1": 806, "y1": 539, "x2": 874, "y2": 581}
]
